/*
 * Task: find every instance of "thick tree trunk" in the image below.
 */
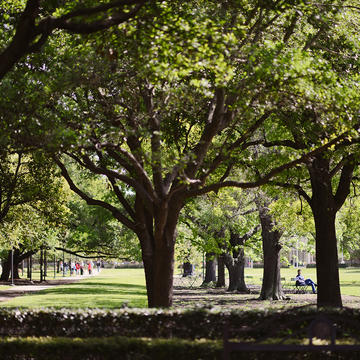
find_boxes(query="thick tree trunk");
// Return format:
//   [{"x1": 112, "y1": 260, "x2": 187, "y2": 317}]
[
  {"x1": 308, "y1": 156, "x2": 343, "y2": 308},
  {"x1": 313, "y1": 206, "x2": 340, "y2": 307},
  {"x1": 216, "y1": 254, "x2": 226, "y2": 288},
  {"x1": 0, "y1": 250, "x2": 21, "y2": 281},
  {"x1": 1, "y1": 248, "x2": 37, "y2": 282},
  {"x1": 224, "y1": 249, "x2": 248, "y2": 292},
  {"x1": 152, "y1": 238, "x2": 175, "y2": 307},
  {"x1": 142, "y1": 238, "x2": 175, "y2": 308},
  {"x1": 13, "y1": 261, "x2": 20, "y2": 279},
  {"x1": 137, "y1": 199, "x2": 181, "y2": 308},
  {"x1": 203, "y1": 253, "x2": 216, "y2": 284},
  {"x1": 257, "y1": 201, "x2": 285, "y2": 300},
  {"x1": 0, "y1": 254, "x2": 11, "y2": 281}
]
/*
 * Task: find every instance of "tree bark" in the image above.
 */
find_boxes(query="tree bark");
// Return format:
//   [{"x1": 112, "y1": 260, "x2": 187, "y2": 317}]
[
  {"x1": 223, "y1": 249, "x2": 248, "y2": 292},
  {"x1": 27, "y1": 257, "x2": 31, "y2": 278},
  {"x1": 257, "y1": 200, "x2": 285, "y2": 300},
  {"x1": 183, "y1": 262, "x2": 193, "y2": 276},
  {"x1": 0, "y1": 250, "x2": 21, "y2": 281},
  {"x1": 0, "y1": 253, "x2": 11, "y2": 281},
  {"x1": 307, "y1": 155, "x2": 347, "y2": 308},
  {"x1": 203, "y1": 253, "x2": 216, "y2": 284},
  {"x1": 40, "y1": 248, "x2": 44, "y2": 282},
  {"x1": 0, "y1": 248, "x2": 36, "y2": 282},
  {"x1": 137, "y1": 198, "x2": 181, "y2": 308},
  {"x1": 222, "y1": 227, "x2": 259, "y2": 292},
  {"x1": 216, "y1": 254, "x2": 226, "y2": 288}
]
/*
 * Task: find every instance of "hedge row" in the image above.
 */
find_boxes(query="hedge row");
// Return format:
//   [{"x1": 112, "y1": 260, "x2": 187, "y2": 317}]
[
  {"x1": 1, "y1": 337, "x2": 360, "y2": 360},
  {"x1": 1, "y1": 307, "x2": 360, "y2": 340},
  {"x1": 0, "y1": 336, "x2": 221, "y2": 360}
]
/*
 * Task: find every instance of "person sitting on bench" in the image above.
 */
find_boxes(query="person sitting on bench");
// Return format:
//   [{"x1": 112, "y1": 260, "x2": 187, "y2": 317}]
[{"x1": 295, "y1": 269, "x2": 317, "y2": 294}]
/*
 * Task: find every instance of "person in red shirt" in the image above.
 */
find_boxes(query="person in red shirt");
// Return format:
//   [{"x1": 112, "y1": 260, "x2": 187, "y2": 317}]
[{"x1": 75, "y1": 262, "x2": 80, "y2": 275}]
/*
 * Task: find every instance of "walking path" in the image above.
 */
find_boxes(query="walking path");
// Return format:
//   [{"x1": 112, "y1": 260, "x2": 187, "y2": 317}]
[{"x1": 0, "y1": 273, "x2": 98, "y2": 303}]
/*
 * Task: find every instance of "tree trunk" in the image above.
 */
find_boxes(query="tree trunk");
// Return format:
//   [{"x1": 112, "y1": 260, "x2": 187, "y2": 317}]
[
  {"x1": 308, "y1": 155, "x2": 344, "y2": 307},
  {"x1": 183, "y1": 262, "x2": 193, "y2": 276},
  {"x1": 257, "y1": 201, "x2": 285, "y2": 300},
  {"x1": 1, "y1": 248, "x2": 37, "y2": 282},
  {"x1": 0, "y1": 253, "x2": 11, "y2": 281},
  {"x1": 312, "y1": 206, "x2": 340, "y2": 307},
  {"x1": 0, "y1": 249, "x2": 21, "y2": 281},
  {"x1": 137, "y1": 199, "x2": 181, "y2": 308},
  {"x1": 13, "y1": 259, "x2": 20, "y2": 279},
  {"x1": 40, "y1": 248, "x2": 44, "y2": 282},
  {"x1": 223, "y1": 249, "x2": 248, "y2": 292},
  {"x1": 216, "y1": 254, "x2": 226, "y2": 288},
  {"x1": 141, "y1": 238, "x2": 176, "y2": 308},
  {"x1": 44, "y1": 249, "x2": 47, "y2": 279},
  {"x1": 27, "y1": 257, "x2": 31, "y2": 278},
  {"x1": 203, "y1": 253, "x2": 216, "y2": 284}
]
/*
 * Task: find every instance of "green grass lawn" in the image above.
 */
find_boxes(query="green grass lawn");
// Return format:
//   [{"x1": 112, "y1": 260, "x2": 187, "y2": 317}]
[
  {"x1": 1, "y1": 269, "x2": 147, "y2": 309},
  {"x1": 1, "y1": 267, "x2": 360, "y2": 309},
  {"x1": 243, "y1": 267, "x2": 360, "y2": 297}
]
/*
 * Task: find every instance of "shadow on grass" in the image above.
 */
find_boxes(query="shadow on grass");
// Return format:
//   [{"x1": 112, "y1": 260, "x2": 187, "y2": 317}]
[
  {"x1": 71, "y1": 282, "x2": 146, "y2": 289},
  {"x1": 36, "y1": 282, "x2": 147, "y2": 297},
  {"x1": 340, "y1": 282, "x2": 360, "y2": 287},
  {"x1": 1, "y1": 282, "x2": 148, "y2": 309}
]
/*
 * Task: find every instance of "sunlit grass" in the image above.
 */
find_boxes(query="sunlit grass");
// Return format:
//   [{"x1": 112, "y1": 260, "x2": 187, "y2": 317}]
[
  {"x1": 1, "y1": 269, "x2": 147, "y2": 309},
  {"x1": 243, "y1": 267, "x2": 360, "y2": 296},
  {"x1": 0, "y1": 267, "x2": 359, "y2": 310}
]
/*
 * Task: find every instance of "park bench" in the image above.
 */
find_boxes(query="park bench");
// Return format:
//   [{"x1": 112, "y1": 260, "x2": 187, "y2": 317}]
[
  {"x1": 289, "y1": 277, "x2": 311, "y2": 293},
  {"x1": 174, "y1": 272, "x2": 202, "y2": 288},
  {"x1": 223, "y1": 315, "x2": 360, "y2": 359}
]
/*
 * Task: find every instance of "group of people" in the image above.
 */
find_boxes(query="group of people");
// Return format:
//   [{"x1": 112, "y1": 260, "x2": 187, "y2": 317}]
[{"x1": 59, "y1": 260, "x2": 102, "y2": 276}]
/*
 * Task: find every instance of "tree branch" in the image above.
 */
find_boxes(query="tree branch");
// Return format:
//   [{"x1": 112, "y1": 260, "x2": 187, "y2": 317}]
[
  {"x1": 268, "y1": 181, "x2": 311, "y2": 204},
  {"x1": 55, "y1": 247, "x2": 123, "y2": 259},
  {"x1": 185, "y1": 132, "x2": 348, "y2": 198},
  {"x1": 199, "y1": 111, "x2": 271, "y2": 183},
  {"x1": 185, "y1": 88, "x2": 226, "y2": 179},
  {"x1": 53, "y1": 156, "x2": 137, "y2": 231},
  {"x1": 0, "y1": 0, "x2": 147, "y2": 80},
  {"x1": 334, "y1": 155, "x2": 356, "y2": 211}
]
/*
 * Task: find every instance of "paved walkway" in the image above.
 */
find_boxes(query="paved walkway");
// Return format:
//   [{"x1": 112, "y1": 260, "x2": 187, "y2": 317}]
[{"x1": 0, "y1": 272, "x2": 99, "y2": 303}]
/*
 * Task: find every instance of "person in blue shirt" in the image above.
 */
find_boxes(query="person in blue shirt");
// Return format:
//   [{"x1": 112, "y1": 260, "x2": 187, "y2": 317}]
[{"x1": 295, "y1": 269, "x2": 317, "y2": 294}]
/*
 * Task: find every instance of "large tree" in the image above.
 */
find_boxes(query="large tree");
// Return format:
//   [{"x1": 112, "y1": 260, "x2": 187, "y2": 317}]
[
  {"x1": 10, "y1": 1, "x2": 358, "y2": 307},
  {"x1": 234, "y1": 2, "x2": 360, "y2": 307}
]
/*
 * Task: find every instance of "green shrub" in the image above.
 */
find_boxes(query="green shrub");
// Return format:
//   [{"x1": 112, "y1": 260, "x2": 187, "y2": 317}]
[
  {"x1": 0, "y1": 336, "x2": 221, "y2": 360},
  {"x1": 1, "y1": 307, "x2": 360, "y2": 341},
  {"x1": 1, "y1": 336, "x2": 360, "y2": 360}
]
